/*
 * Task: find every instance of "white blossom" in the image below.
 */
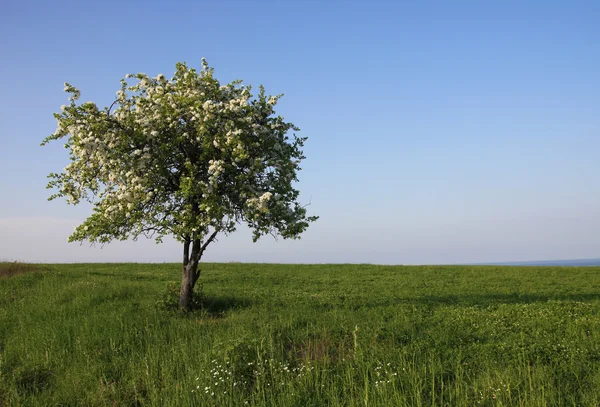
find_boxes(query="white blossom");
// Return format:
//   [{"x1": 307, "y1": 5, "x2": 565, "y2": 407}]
[{"x1": 259, "y1": 192, "x2": 272, "y2": 203}]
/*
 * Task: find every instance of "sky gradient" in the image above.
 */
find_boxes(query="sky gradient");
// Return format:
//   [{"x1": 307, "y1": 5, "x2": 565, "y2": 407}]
[{"x1": 1, "y1": 0, "x2": 599, "y2": 264}]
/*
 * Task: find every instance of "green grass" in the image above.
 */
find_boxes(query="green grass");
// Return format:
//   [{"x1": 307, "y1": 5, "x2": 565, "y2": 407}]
[{"x1": 1, "y1": 262, "x2": 600, "y2": 406}]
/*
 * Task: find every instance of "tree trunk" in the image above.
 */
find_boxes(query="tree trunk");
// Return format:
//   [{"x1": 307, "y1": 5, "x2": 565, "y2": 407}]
[
  {"x1": 179, "y1": 239, "x2": 201, "y2": 310},
  {"x1": 178, "y1": 231, "x2": 219, "y2": 310},
  {"x1": 179, "y1": 262, "x2": 197, "y2": 310}
]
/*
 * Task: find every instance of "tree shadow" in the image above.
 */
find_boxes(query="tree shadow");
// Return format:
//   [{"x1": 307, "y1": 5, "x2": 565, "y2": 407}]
[{"x1": 195, "y1": 295, "x2": 252, "y2": 318}]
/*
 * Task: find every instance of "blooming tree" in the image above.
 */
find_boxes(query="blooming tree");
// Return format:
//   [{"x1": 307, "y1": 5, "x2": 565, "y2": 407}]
[{"x1": 42, "y1": 60, "x2": 317, "y2": 309}]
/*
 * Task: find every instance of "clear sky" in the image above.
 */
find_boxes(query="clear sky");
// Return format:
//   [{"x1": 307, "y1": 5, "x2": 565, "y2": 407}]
[{"x1": 1, "y1": 0, "x2": 598, "y2": 264}]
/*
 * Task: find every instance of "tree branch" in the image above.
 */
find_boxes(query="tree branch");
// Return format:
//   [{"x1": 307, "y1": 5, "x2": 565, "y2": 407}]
[
  {"x1": 107, "y1": 99, "x2": 119, "y2": 118},
  {"x1": 198, "y1": 229, "x2": 219, "y2": 260},
  {"x1": 190, "y1": 238, "x2": 202, "y2": 285},
  {"x1": 183, "y1": 239, "x2": 191, "y2": 267}
]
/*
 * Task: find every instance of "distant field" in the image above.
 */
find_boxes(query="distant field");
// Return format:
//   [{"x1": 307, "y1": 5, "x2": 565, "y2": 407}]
[
  {"x1": 1, "y1": 263, "x2": 600, "y2": 406},
  {"x1": 475, "y1": 258, "x2": 600, "y2": 267}
]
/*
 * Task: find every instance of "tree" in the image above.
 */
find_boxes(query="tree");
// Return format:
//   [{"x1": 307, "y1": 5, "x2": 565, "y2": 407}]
[{"x1": 42, "y1": 59, "x2": 317, "y2": 309}]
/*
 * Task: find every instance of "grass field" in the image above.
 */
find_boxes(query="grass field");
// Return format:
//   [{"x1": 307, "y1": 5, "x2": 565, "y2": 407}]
[{"x1": 1, "y1": 262, "x2": 600, "y2": 406}]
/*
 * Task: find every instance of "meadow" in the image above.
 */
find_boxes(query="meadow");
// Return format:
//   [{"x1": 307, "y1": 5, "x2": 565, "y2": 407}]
[{"x1": 1, "y1": 262, "x2": 600, "y2": 406}]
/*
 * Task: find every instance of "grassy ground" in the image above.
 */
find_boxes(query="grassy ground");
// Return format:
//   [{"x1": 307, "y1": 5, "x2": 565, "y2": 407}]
[{"x1": 1, "y1": 262, "x2": 600, "y2": 406}]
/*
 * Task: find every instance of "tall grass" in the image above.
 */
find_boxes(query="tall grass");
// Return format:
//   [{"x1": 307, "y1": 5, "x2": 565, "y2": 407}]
[
  {"x1": 1, "y1": 263, "x2": 600, "y2": 406},
  {"x1": 0, "y1": 262, "x2": 43, "y2": 279}
]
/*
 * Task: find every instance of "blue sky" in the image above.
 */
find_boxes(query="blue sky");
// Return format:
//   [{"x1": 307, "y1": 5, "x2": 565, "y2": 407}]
[{"x1": 1, "y1": 0, "x2": 598, "y2": 264}]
